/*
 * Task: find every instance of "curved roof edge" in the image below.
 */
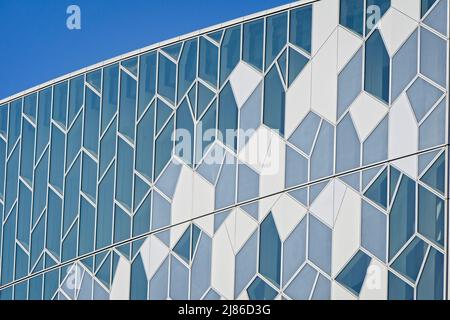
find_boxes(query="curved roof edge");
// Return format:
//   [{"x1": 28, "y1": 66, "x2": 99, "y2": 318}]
[{"x1": 0, "y1": 0, "x2": 317, "y2": 105}]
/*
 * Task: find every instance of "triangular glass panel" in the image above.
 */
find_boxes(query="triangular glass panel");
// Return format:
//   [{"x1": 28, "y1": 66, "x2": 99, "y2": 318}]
[
  {"x1": 112, "y1": 251, "x2": 121, "y2": 279},
  {"x1": 309, "y1": 181, "x2": 328, "y2": 205},
  {"x1": 421, "y1": 0, "x2": 438, "y2": 18},
  {"x1": 81, "y1": 256, "x2": 94, "y2": 272},
  {"x1": 197, "y1": 83, "x2": 215, "y2": 119},
  {"x1": 247, "y1": 277, "x2": 278, "y2": 300},
  {"x1": 389, "y1": 166, "x2": 401, "y2": 203},
  {"x1": 362, "y1": 166, "x2": 384, "y2": 190},
  {"x1": 188, "y1": 83, "x2": 197, "y2": 115},
  {"x1": 156, "y1": 99, "x2": 173, "y2": 135},
  {"x1": 191, "y1": 224, "x2": 201, "y2": 259},
  {"x1": 132, "y1": 239, "x2": 145, "y2": 260},
  {"x1": 214, "y1": 210, "x2": 230, "y2": 233},
  {"x1": 207, "y1": 30, "x2": 223, "y2": 44},
  {"x1": 391, "y1": 237, "x2": 428, "y2": 282},
  {"x1": 173, "y1": 226, "x2": 191, "y2": 263},
  {"x1": 277, "y1": 49, "x2": 287, "y2": 85},
  {"x1": 162, "y1": 43, "x2": 182, "y2": 61},
  {"x1": 423, "y1": 0, "x2": 447, "y2": 36},
  {"x1": 134, "y1": 175, "x2": 150, "y2": 211},
  {"x1": 94, "y1": 251, "x2": 108, "y2": 272},
  {"x1": 336, "y1": 251, "x2": 372, "y2": 296},
  {"x1": 121, "y1": 57, "x2": 138, "y2": 76},
  {"x1": 418, "y1": 149, "x2": 440, "y2": 176},
  {"x1": 364, "y1": 168, "x2": 387, "y2": 209},
  {"x1": 421, "y1": 152, "x2": 445, "y2": 195},
  {"x1": 117, "y1": 243, "x2": 131, "y2": 260},
  {"x1": 96, "y1": 253, "x2": 111, "y2": 288},
  {"x1": 288, "y1": 47, "x2": 309, "y2": 86},
  {"x1": 86, "y1": 70, "x2": 102, "y2": 92}
]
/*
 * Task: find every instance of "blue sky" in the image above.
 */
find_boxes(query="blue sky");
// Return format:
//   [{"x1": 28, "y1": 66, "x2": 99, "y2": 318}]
[{"x1": 0, "y1": 0, "x2": 292, "y2": 100}]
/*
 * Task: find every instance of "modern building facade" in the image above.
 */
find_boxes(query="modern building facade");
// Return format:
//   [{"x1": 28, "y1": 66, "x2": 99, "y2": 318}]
[{"x1": 0, "y1": 0, "x2": 448, "y2": 300}]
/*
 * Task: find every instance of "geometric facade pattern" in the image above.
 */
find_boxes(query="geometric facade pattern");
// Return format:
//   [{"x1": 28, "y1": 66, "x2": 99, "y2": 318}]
[{"x1": 0, "y1": 0, "x2": 448, "y2": 300}]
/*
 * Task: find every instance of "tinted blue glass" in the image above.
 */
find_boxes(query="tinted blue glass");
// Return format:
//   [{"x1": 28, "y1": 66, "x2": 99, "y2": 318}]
[
  {"x1": 155, "y1": 117, "x2": 174, "y2": 178},
  {"x1": 288, "y1": 48, "x2": 309, "y2": 86},
  {"x1": 263, "y1": 66, "x2": 285, "y2": 135},
  {"x1": 173, "y1": 226, "x2": 191, "y2": 263},
  {"x1": 417, "y1": 248, "x2": 443, "y2": 300},
  {"x1": 131, "y1": 255, "x2": 148, "y2": 300},
  {"x1": 63, "y1": 154, "x2": 80, "y2": 234},
  {"x1": 133, "y1": 193, "x2": 151, "y2": 237},
  {"x1": 420, "y1": 27, "x2": 447, "y2": 88},
  {"x1": 15, "y1": 244, "x2": 29, "y2": 279},
  {"x1": 119, "y1": 71, "x2": 137, "y2": 141},
  {"x1": 138, "y1": 53, "x2": 156, "y2": 118},
  {"x1": 86, "y1": 69, "x2": 101, "y2": 92},
  {"x1": 23, "y1": 93, "x2": 37, "y2": 121},
  {"x1": 8, "y1": 99, "x2": 22, "y2": 153},
  {"x1": 84, "y1": 88, "x2": 100, "y2": 155},
  {"x1": 196, "y1": 101, "x2": 216, "y2": 164},
  {"x1": 197, "y1": 83, "x2": 215, "y2": 119},
  {"x1": 114, "y1": 205, "x2": 131, "y2": 242},
  {"x1": 199, "y1": 37, "x2": 218, "y2": 87},
  {"x1": 81, "y1": 152, "x2": 97, "y2": 201},
  {"x1": 1, "y1": 211, "x2": 16, "y2": 285},
  {"x1": 99, "y1": 117, "x2": 116, "y2": 177},
  {"x1": 162, "y1": 43, "x2": 182, "y2": 60},
  {"x1": 121, "y1": 57, "x2": 138, "y2": 76},
  {"x1": 31, "y1": 213, "x2": 45, "y2": 267},
  {"x1": 266, "y1": 13, "x2": 287, "y2": 68},
  {"x1": 340, "y1": 0, "x2": 364, "y2": 35},
  {"x1": 0, "y1": 140, "x2": 5, "y2": 198},
  {"x1": 290, "y1": 5, "x2": 312, "y2": 53},
  {"x1": 28, "y1": 275, "x2": 43, "y2": 300},
  {"x1": 336, "y1": 251, "x2": 372, "y2": 295},
  {"x1": 53, "y1": 81, "x2": 67, "y2": 126},
  {"x1": 156, "y1": 100, "x2": 172, "y2": 134},
  {"x1": 62, "y1": 221, "x2": 78, "y2": 262},
  {"x1": 259, "y1": 213, "x2": 281, "y2": 287},
  {"x1": 49, "y1": 125, "x2": 65, "y2": 192},
  {"x1": 364, "y1": 169, "x2": 388, "y2": 208},
  {"x1": 175, "y1": 99, "x2": 194, "y2": 166},
  {"x1": 247, "y1": 277, "x2": 278, "y2": 300},
  {"x1": 96, "y1": 163, "x2": 115, "y2": 249},
  {"x1": 101, "y1": 64, "x2": 119, "y2": 133},
  {"x1": 36, "y1": 88, "x2": 52, "y2": 159},
  {"x1": 220, "y1": 26, "x2": 241, "y2": 85},
  {"x1": 46, "y1": 189, "x2": 62, "y2": 259},
  {"x1": 32, "y1": 148, "x2": 48, "y2": 225},
  {"x1": 116, "y1": 138, "x2": 134, "y2": 210},
  {"x1": 68, "y1": 75, "x2": 84, "y2": 126},
  {"x1": 43, "y1": 269, "x2": 59, "y2": 300},
  {"x1": 66, "y1": 110, "x2": 82, "y2": 170},
  {"x1": 422, "y1": 0, "x2": 438, "y2": 17},
  {"x1": 17, "y1": 182, "x2": 31, "y2": 248},
  {"x1": 388, "y1": 272, "x2": 414, "y2": 300},
  {"x1": 158, "y1": 53, "x2": 176, "y2": 103},
  {"x1": 218, "y1": 83, "x2": 238, "y2": 151},
  {"x1": 243, "y1": 19, "x2": 264, "y2": 70},
  {"x1": 389, "y1": 176, "x2": 416, "y2": 259},
  {"x1": 178, "y1": 39, "x2": 197, "y2": 101},
  {"x1": 308, "y1": 214, "x2": 332, "y2": 275},
  {"x1": 136, "y1": 103, "x2": 155, "y2": 180},
  {"x1": 366, "y1": 0, "x2": 391, "y2": 34},
  {"x1": 4, "y1": 142, "x2": 19, "y2": 215},
  {"x1": 79, "y1": 197, "x2": 95, "y2": 255},
  {"x1": 0, "y1": 105, "x2": 7, "y2": 138},
  {"x1": 392, "y1": 237, "x2": 428, "y2": 282},
  {"x1": 365, "y1": 30, "x2": 390, "y2": 103},
  {"x1": 421, "y1": 153, "x2": 445, "y2": 194},
  {"x1": 418, "y1": 186, "x2": 444, "y2": 246},
  {"x1": 336, "y1": 114, "x2": 361, "y2": 173}
]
